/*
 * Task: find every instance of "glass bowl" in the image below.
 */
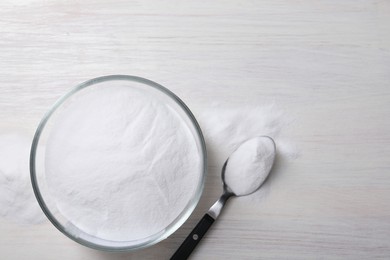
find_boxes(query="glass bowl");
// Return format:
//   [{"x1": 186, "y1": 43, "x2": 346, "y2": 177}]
[{"x1": 30, "y1": 75, "x2": 207, "y2": 251}]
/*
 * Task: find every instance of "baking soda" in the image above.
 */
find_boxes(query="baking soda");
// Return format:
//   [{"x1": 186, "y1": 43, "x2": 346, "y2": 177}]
[
  {"x1": 197, "y1": 104, "x2": 297, "y2": 171},
  {"x1": 224, "y1": 136, "x2": 276, "y2": 196},
  {"x1": 44, "y1": 84, "x2": 203, "y2": 241},
  {"x1": 0, "y1": 99, "x2": 296, "y2": 227},
  {"x1": 0, "y1": 134, "x2": 45, "y2": 224}
]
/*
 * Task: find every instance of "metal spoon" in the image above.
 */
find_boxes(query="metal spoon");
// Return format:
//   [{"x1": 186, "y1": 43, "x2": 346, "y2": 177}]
[{"x1": 171, "y1": 136, "x2": 276, "y2": 260}]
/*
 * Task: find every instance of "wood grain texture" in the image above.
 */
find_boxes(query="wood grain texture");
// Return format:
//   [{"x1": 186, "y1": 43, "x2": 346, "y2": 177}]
[{"x1": 1, "y1": 0, "x2": 390, "y2": 259}]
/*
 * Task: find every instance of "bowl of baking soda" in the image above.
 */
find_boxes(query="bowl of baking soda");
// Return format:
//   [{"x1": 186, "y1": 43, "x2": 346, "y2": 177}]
[{"x1": 30, "y1": 75, "x2": 207, "y2": 251}]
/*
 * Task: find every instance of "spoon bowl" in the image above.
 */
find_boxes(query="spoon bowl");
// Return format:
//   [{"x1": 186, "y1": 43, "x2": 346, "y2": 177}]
[{"x1": 171, "y1": 136, "x2": 276, "y2": 260}]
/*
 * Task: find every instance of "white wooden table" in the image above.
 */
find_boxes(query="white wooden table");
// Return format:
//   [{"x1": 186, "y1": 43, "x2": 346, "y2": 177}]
[{"x1": 1, "y1": 0, "x2": 390, "y2": 259}]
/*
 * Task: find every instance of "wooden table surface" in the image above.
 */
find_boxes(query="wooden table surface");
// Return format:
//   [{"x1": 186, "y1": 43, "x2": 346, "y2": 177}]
[{"x1": 1, "y1": 0, "x2": 390, "y2": 259}]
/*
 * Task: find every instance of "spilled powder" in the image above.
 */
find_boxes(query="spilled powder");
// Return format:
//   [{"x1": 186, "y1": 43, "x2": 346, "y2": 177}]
[
  {"x1": 196, "y1": 103, "x2": 298, "y2": 200},
  {"x1": 0, "y1": 134, "x2": 45, "y2": 224},
  {"x1": 198, "y1": 104, "x2": 298, "y2": 168}
]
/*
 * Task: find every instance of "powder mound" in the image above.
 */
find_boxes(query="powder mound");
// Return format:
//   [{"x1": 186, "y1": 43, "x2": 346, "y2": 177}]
[
  {"x1": 45, "y1": 84, "x2": 202, "y2": 241},
  {"x1": 224, "y1": 136, "x2": 276, "y2": 196}
]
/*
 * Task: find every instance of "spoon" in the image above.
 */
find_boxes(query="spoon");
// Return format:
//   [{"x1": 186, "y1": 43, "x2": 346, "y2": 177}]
[{"x1": 171, "y1": 136, "x2": 276, "y2": 260}]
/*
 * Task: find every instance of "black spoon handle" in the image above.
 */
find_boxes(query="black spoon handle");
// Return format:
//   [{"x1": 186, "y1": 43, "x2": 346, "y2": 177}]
[{"x1": 170, "y1": 213, "x2": 215, "y2": 260}]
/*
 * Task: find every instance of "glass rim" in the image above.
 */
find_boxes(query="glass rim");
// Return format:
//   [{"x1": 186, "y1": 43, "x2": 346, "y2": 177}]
[{"x1": 29, "y1": 75, "x2": 207, "y2": 251}]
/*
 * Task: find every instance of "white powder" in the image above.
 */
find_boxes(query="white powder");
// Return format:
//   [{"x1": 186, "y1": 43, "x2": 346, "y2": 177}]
[
  {"x1": 224, "y1": 136, "x2": 276, "y2": 196},
  {"x1": 0, "y1": 100, "x2": 297, "y2": 227},
  {"x1": 196, "y1": 104, "x2": 298, "y2": 200},
  {"x1": 44, "y1": 84, "x2": 202, "y2": 241},
  {"x1": 0, "y1": 134, "x2": 46, "y2": 224},
  {"x1": 197, "y1": 103, "x2": 297, "y2": 171}
]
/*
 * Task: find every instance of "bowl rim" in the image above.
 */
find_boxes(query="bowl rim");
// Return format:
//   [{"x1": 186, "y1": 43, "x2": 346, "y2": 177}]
[{"x1": 29, "y1": 75, "x2": 207, "y2": 251}]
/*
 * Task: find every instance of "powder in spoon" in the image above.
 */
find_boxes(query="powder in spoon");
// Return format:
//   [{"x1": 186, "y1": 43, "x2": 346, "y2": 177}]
[
  {"x1": 44, "y1": 83, "x2": 203, "y2": 241},
  {"x1": 224, "y1": 136, "x2": 276, "y2": 196}
]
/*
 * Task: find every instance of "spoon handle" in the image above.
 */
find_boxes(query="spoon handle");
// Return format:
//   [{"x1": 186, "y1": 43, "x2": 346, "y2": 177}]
[{"x1": 170, "y1": 213, "x2": 215, "y2": 260}]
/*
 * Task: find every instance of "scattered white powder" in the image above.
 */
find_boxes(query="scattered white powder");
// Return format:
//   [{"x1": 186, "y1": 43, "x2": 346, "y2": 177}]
[
  {"x1": 0, "y1": 134, "x2": 46, "y2": 224},
  {"x1": 196, "y1": 103, "x2": 298, "y2": 200},
  {"x1": 45, "y1": 85, "x2": 202, "y2": 241},
  {"x1": 224, "y1": 136, "x2": 276, "y2": 196},
  {"x1": 197, "y1": 103, "x2": 298, "y2": 170},
  {"x1": 0, "y1": 97, "x2": 297, "y2": 228}
]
